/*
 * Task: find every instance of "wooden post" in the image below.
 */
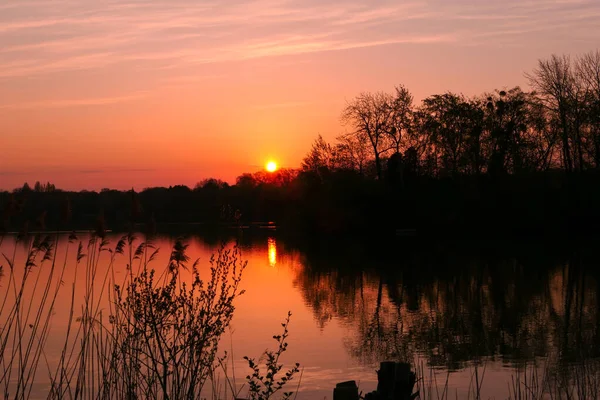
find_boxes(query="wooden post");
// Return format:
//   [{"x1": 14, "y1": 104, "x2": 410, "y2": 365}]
[
  {"x1": 377, "y1": 361, "x2": 397, "y2": 398},
  {"x1": 337, "y1": 361, "x2": 417, "y2": 400},
  {"x1": 333, "y1": 380, "x2": 359, "y2": 400},
  {"x1": 393, "y1": 362, "x2": 416, "y2": 400},
  {"x1": 375, "y1": 362, "x2": 416, "y2": 400}
]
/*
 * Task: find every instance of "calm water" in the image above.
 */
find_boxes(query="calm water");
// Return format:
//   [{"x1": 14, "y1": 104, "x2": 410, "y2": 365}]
[{"x1": 1, "y1": 231, "x2": 600, "y2": 399}]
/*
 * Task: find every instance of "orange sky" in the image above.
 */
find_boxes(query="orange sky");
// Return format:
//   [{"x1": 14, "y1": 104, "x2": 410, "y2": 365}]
[{"x1": 1, "y1": 0, "x2": 599, "y2": 190}]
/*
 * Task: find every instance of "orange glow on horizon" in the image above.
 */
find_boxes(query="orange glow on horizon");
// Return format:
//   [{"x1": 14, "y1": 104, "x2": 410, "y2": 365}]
[
  {"x1": 266, "y1": 161, "x2": 278, "y2": 172},
  {"x1": 2, "y1": 0, "x2": 599, "y2": 191}
]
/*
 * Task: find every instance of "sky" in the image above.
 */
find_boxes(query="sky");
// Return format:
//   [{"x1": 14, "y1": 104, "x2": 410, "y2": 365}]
[{"x1": 1, "y1": 0, "x2": 599, "y2": 191}]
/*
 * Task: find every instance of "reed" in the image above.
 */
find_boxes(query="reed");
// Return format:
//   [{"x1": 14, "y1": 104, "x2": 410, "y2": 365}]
[
  {"x1": 0, "y1": 228, "x2": 299, "y2": 400},
  {"x1": 412, "y1": 358, "x2": 600, "y2": 400}
]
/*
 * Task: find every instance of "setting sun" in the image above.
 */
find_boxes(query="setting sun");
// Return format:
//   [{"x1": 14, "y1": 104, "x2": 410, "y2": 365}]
[{"x1": 266, "y1": 161, "x2": 278, "y2": 172}]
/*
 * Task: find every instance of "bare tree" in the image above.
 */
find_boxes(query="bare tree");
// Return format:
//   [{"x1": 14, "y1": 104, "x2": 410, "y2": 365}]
[
  {"x1": 388, "y1": 85, "x2": 414, "y2": 155},
  {"x1": 483, "y1": 87, "x2": 551, "y2": 174},
  {"x1": 576, "y1": 50, "x2": 600, "y2": 167},
  {"x1": 526, "y1": 55, "x2": 582, "y2": 171},
  {"x1": 418, "y1": 93, "x2": 484, "y2": 176},
  {"x1": 578, "y1": 50, "x2": 600, "y2": 99},
  {"x1": 334, "y1": 134, "x2": 370, "y2": 174},
  {"x1": 301, "y1": 135, "x2": 335, "y2": 172},
  {"x1": 525, "y1": 93, "x2": 558, "y2": 171},
  {"x1": 341, "y1": 92, "x2": 394, "y2": 179}
]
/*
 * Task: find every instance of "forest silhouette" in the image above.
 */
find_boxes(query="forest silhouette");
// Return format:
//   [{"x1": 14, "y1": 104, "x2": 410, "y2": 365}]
[{"x1": 2, "y1": 51, "x2": 600, "y2": 238}]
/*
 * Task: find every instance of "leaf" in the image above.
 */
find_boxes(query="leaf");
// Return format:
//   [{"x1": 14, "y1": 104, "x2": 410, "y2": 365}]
[
  {"x1": 68, "y1": 231, "x2": 78, "y2": 243},
  {"x1": 148, "y1": 248, "x2": 160, "y2": 264},
  {"x1": 100, "y1": 238, "x2": 110, "y2": 251},
  {"x1": 42, "y1": 243, "x2": 54, "y2": 262},
  {"x1": 127, "y1": 232, "x2": 136, "y2": 245},
  {"x1": 134, "y1": 242, "x2": 146, "y2": 260},
  {"x1": 77, "y1": 242, "x2": 86, "y2": 263},
  {"x1": 115, "y1": 236, "x2": 126, "y2": 255}
]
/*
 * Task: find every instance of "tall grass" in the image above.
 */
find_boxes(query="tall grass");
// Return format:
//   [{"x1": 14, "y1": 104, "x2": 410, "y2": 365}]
[
  {"x1": 0, "y1": 230, "x2": 66, "y2": 399},
  {"x1": 414, "y1": 362, "x2": 485, "y2": 400},
  {"x1": 507, "y1": 359, "x2": 600, "y2": 400},
  {"x1": 412, "y1": 358, "x2": 600, "y2": 400},
  {"x1": 0, "y1": 229, "x2": 298, "y2": 399}
]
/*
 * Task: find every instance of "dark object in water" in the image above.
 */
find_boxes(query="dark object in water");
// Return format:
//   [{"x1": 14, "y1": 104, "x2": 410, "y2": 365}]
[
  {"x1": 334, "y1": 362, "x2": 417, "y2": 400},
  {"x1": 372, "y1": 362, "x2": 417, "y2": 399},
  {"x1": 333, "y1": 380, "x2": 359, "y2": 400},
  {"x1": 395, "y1": 228, "x2": 416, "y2": 237}
]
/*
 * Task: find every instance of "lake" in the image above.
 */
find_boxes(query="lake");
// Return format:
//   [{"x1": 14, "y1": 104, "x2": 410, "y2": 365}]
[{"x1": 1, "y1": 231, "x2": 599, "y2": 399}]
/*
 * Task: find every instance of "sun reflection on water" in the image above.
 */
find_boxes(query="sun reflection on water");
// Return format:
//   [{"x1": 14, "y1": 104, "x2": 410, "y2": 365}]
[{"x1": 268, "y1": 237, "x2": 277, "y2": 267}]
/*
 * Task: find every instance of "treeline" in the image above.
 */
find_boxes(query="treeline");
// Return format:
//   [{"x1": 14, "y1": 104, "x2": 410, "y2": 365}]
[
  {"x1": 302, "y1": 51, "x2": 600, "y2": 179},
  {"x1": 2, "y1": 51, "x2": 600, "y2": 237},
  {"x1": 0, "y1": 175, "x2": 312, "y2": 232}
]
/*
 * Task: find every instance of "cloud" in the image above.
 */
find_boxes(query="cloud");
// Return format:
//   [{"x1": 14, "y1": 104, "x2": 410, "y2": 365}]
[
  {"x1": 0, "y1": 0, "x2": 598, "y2": 99},
  {"x1": 0, "y1": 91, "x2": 150, "y2": 110},
  {"x1": 0, "y1": 52, "x2": 119, "y2": 78},
  {"x1": 253, "y1": 101, "x2": 313, "y2": 110},
  {"x1": 0, "y1": 0, "x2": 456, "y2": 78},
  {"x1": 77, "y1": 168, "x2": 156, "y2": 174}
]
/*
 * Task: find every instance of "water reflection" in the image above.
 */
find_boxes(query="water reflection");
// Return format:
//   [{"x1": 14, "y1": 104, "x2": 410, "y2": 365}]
[
  {"x1": 2, "y1": 232, "x2": 600, "y2": 398},
  {"x1": 268, "y1": 237, "x2": 277, "y2": 267},
  {"x1": 288, "y1": 238, "x2": 600, "y2": 374}
]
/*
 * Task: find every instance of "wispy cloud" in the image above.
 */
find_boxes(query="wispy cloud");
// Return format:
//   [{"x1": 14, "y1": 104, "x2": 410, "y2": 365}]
[
  {"x1": 253, "y1": 101, "x2": 313, "y2": 110},
  {"x1": 78, "y1": 168, "x2": 156, "y2": 174},
  {"x1": 0, "y1": 0, "x2": 598, "y2": 108},
  {"x1": 0, "y1": 0, "x2": 452, "y2": 78},
  {"x1": 0, "y1": 167, "x2": 157, "y2": 177},
  {"x1": 0, "y1": 91, "x2": 150, "y2": 110},
  {"x1": 0, "y1": 52, "x2": 118, "y2": 78}
]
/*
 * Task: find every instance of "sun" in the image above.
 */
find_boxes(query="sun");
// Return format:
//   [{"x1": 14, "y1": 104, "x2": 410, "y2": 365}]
[{"x1": 265, "y1": 160, "x2": 278, "y2": 172}]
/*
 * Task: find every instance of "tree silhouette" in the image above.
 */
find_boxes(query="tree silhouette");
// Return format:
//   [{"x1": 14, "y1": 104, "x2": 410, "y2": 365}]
[
  {"x1": 417, "y1": 93, "x2": 484, "y2": 176},
  {"x1": 333, "y1": 134, "x2": 370, "y2": 175},
  {"x1": 576, "y1": 50, "x2": 600, "y2": 167},
  {"x1": 388, "y1": 85, "x2": 415, "y2": 155},
  {"x1": 301, "y1": 135, "x2": 335, "y2": 173},
  {"x1": 341, "y1": 92, "x2": 395, "y2": 180},
  {"x1": 483, "y1": 87, "x2": 548, "y2": 174},
  {"x1": 527, "y1": 55, "x2": 581, "y2": 171}
]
